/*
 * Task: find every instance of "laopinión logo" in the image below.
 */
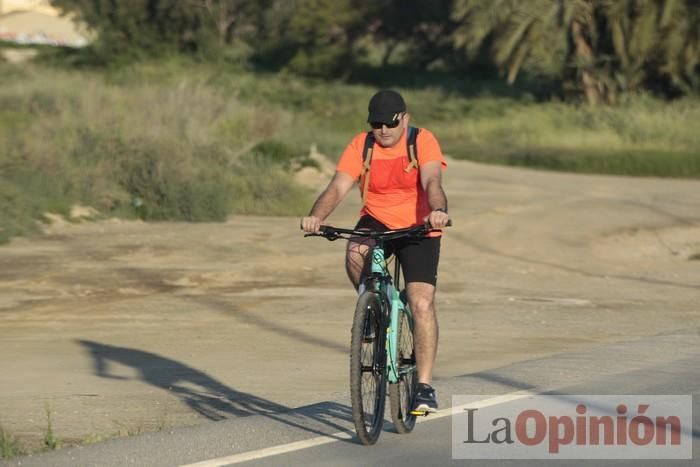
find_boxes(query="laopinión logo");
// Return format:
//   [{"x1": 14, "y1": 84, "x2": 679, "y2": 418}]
[{"x1": 451, "y1": 394, "x2": 692, "y2": 459}]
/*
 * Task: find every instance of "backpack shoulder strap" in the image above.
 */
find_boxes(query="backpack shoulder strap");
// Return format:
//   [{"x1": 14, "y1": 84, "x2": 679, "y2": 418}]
[
  {"x1": 360, "y1": 132, "x2": 375, "y2": 205},
  {"x1": 404, "y1": 126, "x2": 420, "y2": 172}
]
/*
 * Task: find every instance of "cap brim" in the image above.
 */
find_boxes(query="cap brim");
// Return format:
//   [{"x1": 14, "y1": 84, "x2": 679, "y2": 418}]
[{"x1": 367, "y1": 112, "x2": 400, "y2": 124}]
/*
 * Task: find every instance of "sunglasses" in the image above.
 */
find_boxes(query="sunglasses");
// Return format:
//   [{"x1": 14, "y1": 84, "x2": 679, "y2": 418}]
[{"x1": 370, "y1": 115, "x2": 403, "y2": 130}]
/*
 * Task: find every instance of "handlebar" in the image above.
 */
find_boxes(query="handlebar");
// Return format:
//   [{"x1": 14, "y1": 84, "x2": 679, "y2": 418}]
[{"x1": 304, "y1": 220, "x2": 451, "y2": 242}]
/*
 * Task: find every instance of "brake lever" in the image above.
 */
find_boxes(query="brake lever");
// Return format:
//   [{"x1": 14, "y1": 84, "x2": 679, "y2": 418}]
[
  {"x1": 319, "y1": 226, "x2": 340, "y2": 239},
  {"x1": 304, "y1": 230, "x2": 341, "y2": 241}
]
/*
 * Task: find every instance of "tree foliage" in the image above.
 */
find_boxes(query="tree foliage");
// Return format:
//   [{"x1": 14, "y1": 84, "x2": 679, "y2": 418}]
[
  {"x1": 366, "y1": 0, "x2": 456, "y2": 69},
  {"x1": 50, "y1": 0, "x2": 215, "y2": 60},
  {"x1": 50, "y1": 0, "x2": 699, "y2": 101},
  {"x1": 255, "y1": 0, "x2": 373, "y2": 77},
  {"x1": 596, "y1": 0, "x2": 700, "y2": 97},
  {"x1": 452, "y1": 0, "x2": 700, "y2": 103}
]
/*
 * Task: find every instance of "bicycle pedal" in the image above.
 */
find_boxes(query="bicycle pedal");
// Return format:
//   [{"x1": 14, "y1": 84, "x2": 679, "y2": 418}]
[{"x1": 409, "y1": 410, "x2": 431, "y2": 416}]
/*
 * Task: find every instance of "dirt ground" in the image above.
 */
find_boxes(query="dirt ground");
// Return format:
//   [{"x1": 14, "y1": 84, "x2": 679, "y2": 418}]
[{"x1": 1, "y1": 159, "x2": 699, "y2": 452}]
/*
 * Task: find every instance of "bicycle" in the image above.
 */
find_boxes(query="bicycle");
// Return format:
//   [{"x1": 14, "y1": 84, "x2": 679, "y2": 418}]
[{"x1": 306, "y1": 223, "x2": 442, "y2": 445}]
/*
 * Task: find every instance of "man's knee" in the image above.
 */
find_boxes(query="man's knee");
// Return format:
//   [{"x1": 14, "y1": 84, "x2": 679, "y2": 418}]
[
  {"x1": 346, "y1": 250, "x2": 366, "y2": 274},
  {"x1": 408, "y1": 294, "x2": 435, "y2": 321}
]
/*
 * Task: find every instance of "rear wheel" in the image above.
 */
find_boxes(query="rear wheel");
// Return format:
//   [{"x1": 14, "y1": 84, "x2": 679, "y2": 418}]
[
  {"x1": 350, "y1": 291, "x2": 387, "y2": 445},
  {"x1": 389, "y1": 306, "x2": 417, "y2": 433}
]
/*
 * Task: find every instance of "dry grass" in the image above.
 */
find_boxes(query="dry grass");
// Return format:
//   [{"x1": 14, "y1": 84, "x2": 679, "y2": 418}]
[
  {"x1": 0, "y1": 62, "x2": 313, "y2": 243},
  {"x1": 1, "y1": 58, "x2": 698, "y2": 244}
]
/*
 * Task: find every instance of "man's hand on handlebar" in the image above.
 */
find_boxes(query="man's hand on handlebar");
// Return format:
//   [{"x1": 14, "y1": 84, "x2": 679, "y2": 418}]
[
  {"x1": 425, "y1": 209, "x2": 450, "y2": 229},
  {"x1": 300, "y1": 215, "x2": 323, "y2": 233}
]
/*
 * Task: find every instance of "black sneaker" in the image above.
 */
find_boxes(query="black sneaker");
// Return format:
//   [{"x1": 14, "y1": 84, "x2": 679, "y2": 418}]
[{"x1": 411, "y1": 383, "x2": 438, "y2": 414}]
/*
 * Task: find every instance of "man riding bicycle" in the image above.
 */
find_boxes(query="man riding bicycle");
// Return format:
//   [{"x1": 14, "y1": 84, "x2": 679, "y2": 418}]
[{"x1": 300, "y1": 89, "x2": 449, "y2": 413}]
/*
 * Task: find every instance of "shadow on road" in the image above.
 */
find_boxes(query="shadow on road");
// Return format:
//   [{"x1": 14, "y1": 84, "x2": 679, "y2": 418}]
[{"x1": 77, "y1": 340, "x2": 355, "y2": 441}]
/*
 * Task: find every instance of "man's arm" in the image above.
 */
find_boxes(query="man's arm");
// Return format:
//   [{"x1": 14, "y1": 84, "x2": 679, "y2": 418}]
[
  {"x1": 420, "y1": 160, "x2": 449, "y2": 228},
  {"x1": 300, "y1": 171, "x2": 356, "y2": 232}
]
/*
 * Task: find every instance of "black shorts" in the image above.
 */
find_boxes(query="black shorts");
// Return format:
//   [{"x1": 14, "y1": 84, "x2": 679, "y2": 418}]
[{"x1": 353, "y1": 215, "x2": 441, "y2": 286}]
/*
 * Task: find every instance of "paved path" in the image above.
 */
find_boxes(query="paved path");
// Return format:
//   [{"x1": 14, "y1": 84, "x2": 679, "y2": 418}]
[{"x1": 7, "y1": 327, "x2": 697, "y2": 467}]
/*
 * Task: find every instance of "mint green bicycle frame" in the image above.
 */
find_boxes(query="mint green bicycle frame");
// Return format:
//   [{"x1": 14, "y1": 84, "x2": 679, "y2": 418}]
[{"x1": 369, "y1": 245, "x2": 414, "y2": 385}]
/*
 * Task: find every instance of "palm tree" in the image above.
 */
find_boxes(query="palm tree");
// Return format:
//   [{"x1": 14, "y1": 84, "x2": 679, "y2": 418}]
[
  {"x1": 452, "y1": 0, "x2": 596, "y2": 99},
  {"x1": 451, "y1": 0, "x2": 699, "y2": 103},
  {"x1": 598, "y1": 0, "x2": 700, "y2": 96}
]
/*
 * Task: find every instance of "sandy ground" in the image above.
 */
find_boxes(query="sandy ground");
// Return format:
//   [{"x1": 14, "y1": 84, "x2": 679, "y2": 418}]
[{"x1": 1, "y1": 159, "x2": 699, "y2": 452}]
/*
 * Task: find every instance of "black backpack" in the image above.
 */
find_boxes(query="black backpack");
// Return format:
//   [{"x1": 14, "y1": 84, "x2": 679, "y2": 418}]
[{"x1": 360, "y1": 126, "x2": 420, "y2": 204}]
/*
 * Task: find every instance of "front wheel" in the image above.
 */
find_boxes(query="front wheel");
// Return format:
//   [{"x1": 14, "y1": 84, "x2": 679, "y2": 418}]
[
  {"x1": 388, "y1": 306, "x2": 417, "y2": 433},
  {"x1": 350, "y1": 291, "x2": 387, "y2": 445}
]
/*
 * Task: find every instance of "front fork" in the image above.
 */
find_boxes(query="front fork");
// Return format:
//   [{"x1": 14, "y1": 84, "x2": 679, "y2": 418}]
[
  {"x1": 369, "y1": 248, "x2": 404, "y2": 384},
  {"x1": 386, "y1": 283, "x2": 403, "y2": 384}
]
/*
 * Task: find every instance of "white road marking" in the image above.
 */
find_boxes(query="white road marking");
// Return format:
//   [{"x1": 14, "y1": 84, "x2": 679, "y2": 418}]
[{"x1": 180, "y1": 390, "x2": 537, "y2": 467}]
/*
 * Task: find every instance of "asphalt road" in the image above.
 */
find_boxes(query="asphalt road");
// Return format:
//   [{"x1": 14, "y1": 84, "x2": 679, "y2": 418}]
[{"x1": 6, "y1": 327, "x2": 697, "y2": 467}]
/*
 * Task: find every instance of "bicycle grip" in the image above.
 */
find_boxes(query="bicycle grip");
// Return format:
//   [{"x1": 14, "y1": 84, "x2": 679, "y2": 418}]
[{"x1": 425, "y1": 219, "x2": 452, "y2": 229}]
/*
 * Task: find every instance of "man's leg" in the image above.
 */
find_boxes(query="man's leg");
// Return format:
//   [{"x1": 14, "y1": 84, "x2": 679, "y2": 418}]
[
  {"x1": 405, "y1": 281, "x2": 438, "y2": 385},
  {"x1": 345, "y1": 216, "x2": 387, "y2": 290},
  {"x1": 345, "y1": 238, "x2": 372, "y2": 290},
  {"x1": 396, "y1": 235, "x2": 440, "y2": 413}
]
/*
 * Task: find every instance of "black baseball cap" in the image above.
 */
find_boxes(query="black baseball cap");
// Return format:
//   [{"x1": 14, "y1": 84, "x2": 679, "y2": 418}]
[{"x1": 367, "y1": 90, "x2": 406, "y2": 125}]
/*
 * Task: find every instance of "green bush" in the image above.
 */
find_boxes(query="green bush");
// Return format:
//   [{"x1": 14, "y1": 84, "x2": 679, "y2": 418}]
[
  {"x1": 245, "y1": 140, "x2": 299, "y2": 167},
  {"x1": 118, "y1": 144, "x2": 230, "y2": 221},
  {"x1": 0, "y1": 62, "x2": 315, "y2": 243},
  {"x1": 1, "y1": 60, "x2": 699, "y2": 245},
  {"x1": 231, "y1": 157, "x2": 311, "y2": 215}
]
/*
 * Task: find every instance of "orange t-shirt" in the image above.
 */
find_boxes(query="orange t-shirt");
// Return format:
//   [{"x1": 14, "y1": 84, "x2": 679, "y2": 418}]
[{"x1": 336, "y1": 127, "x2": 447, "y2": 229}]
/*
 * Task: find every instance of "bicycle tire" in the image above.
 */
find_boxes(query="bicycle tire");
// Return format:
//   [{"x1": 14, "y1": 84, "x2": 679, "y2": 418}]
[
  {"x1": 350, "y1": 291, "x2": 387, "y2": 445},
  {"x1": 388, "y1": 305, "x2": 417, "y2": 433}
]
